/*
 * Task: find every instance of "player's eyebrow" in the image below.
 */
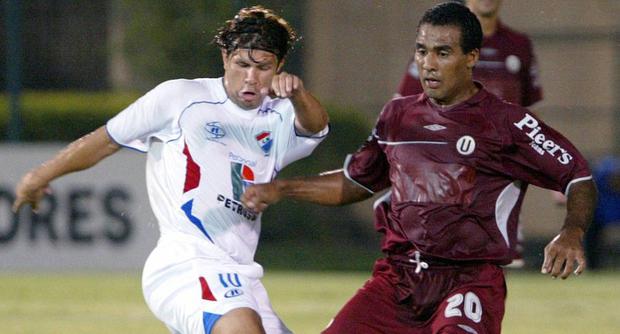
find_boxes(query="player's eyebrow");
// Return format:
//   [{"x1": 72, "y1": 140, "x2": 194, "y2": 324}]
[
  {"x1": 435, "y1": 45, "x2": 453, "y2": 52},
  {"x1": 415, "y1": 42, "x2": 455, "y2": 56},
  {"x1": 237, "y1": 51, "x2": 275, "y2": 66}
]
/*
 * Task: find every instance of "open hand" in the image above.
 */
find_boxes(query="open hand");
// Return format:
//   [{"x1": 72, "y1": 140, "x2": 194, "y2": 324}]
[{"x1": 541, "y1": 227, "x2": 586, "y2": 279}]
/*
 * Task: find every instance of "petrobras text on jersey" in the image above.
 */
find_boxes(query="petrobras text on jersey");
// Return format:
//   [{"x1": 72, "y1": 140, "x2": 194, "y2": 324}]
[
  {"x1": 513, "y1": 113, "x2": 573, "y2": 165},
  {"x1": 216, "y1": 194, "x2": 257, "y2": 221}
]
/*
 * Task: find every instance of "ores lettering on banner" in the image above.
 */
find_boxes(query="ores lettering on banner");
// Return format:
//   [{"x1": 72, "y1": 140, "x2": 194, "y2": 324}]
[{"x1": 0, "y1": 185, "x2": 134, "y2": 244}]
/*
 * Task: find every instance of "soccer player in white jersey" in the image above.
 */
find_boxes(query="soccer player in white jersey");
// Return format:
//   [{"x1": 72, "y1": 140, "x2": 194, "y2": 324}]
[{"x1": 12, "y1": 6, "x2": 329, "y2": 334}]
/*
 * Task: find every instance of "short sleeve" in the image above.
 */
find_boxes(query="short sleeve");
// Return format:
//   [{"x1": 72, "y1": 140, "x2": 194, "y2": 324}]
[
  {"x1": 344, "y1": 100, "x2": 395, "y2": 193},
  {"x1": 106, "y1": 80, "x2": 183, "y2": 152},
  {"x1": 502, "y1": 108, "x2": 591, "y2": 193},
  {"x1": 274, "y1": 102, "x2": 329, "y2": 171},
  {"x1": 344, "y1": 132, "x2": 391, "y2": 194}
]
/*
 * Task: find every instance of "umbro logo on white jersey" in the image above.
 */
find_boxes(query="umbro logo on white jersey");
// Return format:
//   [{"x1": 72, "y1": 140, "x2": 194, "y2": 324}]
[{"x1": 424, "y1": 124, "x2": 446, "y2": 131}]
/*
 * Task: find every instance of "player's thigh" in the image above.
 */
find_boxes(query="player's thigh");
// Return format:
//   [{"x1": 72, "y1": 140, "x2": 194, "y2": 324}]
[
  {"x1": 432, "y1": 266, "x2": 506, "y2": 334},
  {"x1": 251, "y1": 279, "x2": 293, "y2": 334},
  {"x1": 205, "y1": 276, "x2": 291, "y2": 334},
  {"x1": 211, "y1": 307, "x2": 265, "y2": 334},
  {"x1": 436, "y1": 325, "x2": 478, "y2": 334},
  {"x1": 322, "y1": 274, "x2": 409, "y2": 334}
]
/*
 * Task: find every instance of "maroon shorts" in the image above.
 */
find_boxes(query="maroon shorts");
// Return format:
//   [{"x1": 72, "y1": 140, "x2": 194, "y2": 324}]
[{"x1": 322, "y1": 257, "x2": 506, "y2": 334}]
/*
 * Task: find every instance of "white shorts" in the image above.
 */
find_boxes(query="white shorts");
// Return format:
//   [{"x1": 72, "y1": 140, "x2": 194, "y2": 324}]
[{"x1": 142, "y1": 237, "x2": 292, "y2": 334}]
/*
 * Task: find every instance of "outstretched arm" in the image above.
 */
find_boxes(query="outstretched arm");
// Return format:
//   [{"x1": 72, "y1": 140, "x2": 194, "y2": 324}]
[
  {"x1": 12, "y1": 126, "x2": 120, "y2": 212},
  {"x1": 269, "y1": 71, "x2": 329, "y2": 134},
  {"x1": 541, "y1": 179, "x2": 597, "y2": 279},
  {"x1": 241, "y1": 170, "x2": 372, "y2": 212}
]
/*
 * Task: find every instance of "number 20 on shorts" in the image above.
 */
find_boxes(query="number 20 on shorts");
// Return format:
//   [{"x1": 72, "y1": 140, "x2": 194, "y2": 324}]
[{"x1": 444, "y1": 292, "x2": 483, "y2": 323}]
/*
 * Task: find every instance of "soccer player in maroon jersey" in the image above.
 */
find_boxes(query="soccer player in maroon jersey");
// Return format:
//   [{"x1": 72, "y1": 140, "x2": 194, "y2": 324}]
[
  {"x1": 242, "y1": 2, "x2": 596, "y2": 333},
  {"x1": 397, "y1": 0, "x2": 543, "y2": 268},
  {"x1": 397, "y1": 0, "x2": 542, "y2": 107}
]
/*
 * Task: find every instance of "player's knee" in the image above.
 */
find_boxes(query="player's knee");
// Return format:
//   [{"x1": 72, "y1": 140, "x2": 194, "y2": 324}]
[{"x1": 211, "y1": 307, "x2": 265, "y2": 334}]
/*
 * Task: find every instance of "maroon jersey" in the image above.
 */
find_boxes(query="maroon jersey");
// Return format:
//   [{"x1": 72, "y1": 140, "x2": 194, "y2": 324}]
[
  {"x1": 345, "y1": 87, "x2": 590, "y2": 264},
  {"x1": 397, "y1": 22, "x2": 543, "y2": 107}
]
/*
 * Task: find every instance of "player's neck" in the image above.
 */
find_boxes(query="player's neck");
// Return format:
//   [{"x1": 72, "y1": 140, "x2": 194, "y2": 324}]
[
  {"x1": 430, "y1": 82, "x2": 480, "y2": 109},
  {"x1": 478, "y1": 16, "x2": 499, "y2": 37}
]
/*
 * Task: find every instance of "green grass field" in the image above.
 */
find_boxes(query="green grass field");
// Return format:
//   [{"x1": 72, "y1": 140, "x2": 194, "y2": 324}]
[{"x1": 0, "y1": 270, "x2": 618, "y2": 333}]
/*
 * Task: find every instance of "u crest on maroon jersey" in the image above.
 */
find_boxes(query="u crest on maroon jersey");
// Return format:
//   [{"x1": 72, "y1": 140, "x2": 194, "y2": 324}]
[{"x1": 456, "y1": 136, "x2": 476, "y2": 155}]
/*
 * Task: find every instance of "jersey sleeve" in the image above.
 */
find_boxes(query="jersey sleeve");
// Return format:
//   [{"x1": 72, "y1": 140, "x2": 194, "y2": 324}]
[
  {"x1": 344, "y1": 104, "x2": 392, "y2": 193},
  {"x1": 502, "y1": 108, "x2": 591, "y2": 194},
  {"x1": 520, "y1": 38, "x2": 543, "y2": 107},
  {"x1": 106, "y1": 80, "x2": 183, "y2": 152},
  {"x1": 274, "y1": 102, "x2": 329, "y2": 171}
]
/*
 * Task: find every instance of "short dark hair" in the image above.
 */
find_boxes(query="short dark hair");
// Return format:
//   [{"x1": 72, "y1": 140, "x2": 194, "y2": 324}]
[
  {"x1": 213, "y1": 6, "x2": 298, "y2": 62},
  {"x1": 417, "y1": 2, "x2": 482, "y2": 54}
]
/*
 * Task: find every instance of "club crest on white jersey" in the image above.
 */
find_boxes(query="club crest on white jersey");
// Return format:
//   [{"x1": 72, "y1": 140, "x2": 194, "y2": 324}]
[{"x1": 255, "y1": 131, "x2": 273, "y2": 155}]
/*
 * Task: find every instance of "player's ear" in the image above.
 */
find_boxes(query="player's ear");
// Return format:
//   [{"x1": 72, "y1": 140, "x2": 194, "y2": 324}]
[
  {"x1": 466, "y1": 48, "x2": 479, "y2": 69},
  {"x1": 221, "y1": 49, "x2": 230, "y2": 68}
]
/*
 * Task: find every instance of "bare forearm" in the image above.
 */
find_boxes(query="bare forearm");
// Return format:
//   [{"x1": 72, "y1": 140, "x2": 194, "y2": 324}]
[
  {"x1": 291, "y1": 90, "x2": 328, "y2": 134},
  {"x1": 32, "y1": 126, "x2": 120, "y2": 183},
  {"x1": 242, "y1": 170, "x2": 372, "y2": 212},
  {"x1": 274, "y1": 171, "x2": 371, "y2": 206},
  {"x1": 541, "y1": 179, "x2": 597, "y2": 278},
  {"x1": 563, "y1": 179, "x2": 597, "y2": 234},
  {"x1": 14, "y1": 126, "x2": 120, "y2": 212}
]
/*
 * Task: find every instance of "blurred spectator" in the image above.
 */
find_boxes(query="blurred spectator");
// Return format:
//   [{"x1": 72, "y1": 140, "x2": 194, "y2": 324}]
[{"x1": 585, "y1": 155, "x2": 620, "y2": 269}]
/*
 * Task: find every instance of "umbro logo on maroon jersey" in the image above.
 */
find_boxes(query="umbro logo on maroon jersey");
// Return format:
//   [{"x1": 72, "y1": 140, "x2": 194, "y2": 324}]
[
  {"x1": 424, "y1": 124, "x2": 446, "y2": 131},
  {"x1": 513, "y1": 113, "x2": 573, "y2": 165}
]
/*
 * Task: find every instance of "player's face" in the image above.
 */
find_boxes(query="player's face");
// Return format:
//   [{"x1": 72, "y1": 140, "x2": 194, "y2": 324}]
[
  {"x1": 467, "y1": 0, "x2": 502, "y2": 18},
  {"x1": 222, "y1": 49, "x2": 280, "y2": 110},
  {"x1": 415, "y1": 24, "x2": 479, "y2": 106}
]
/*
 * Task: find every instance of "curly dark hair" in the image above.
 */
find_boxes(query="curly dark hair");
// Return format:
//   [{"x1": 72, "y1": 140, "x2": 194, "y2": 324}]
[
  {"x1": 213, "y1": 6, "x2": 298, "y2": 63},
  {"x1": 417, "y1": 2, "x2": 482, "y2": 54}
]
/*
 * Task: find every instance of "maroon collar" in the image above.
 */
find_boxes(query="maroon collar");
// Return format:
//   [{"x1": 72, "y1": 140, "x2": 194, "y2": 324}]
[{"x1": 423, "y1": 81, "x2": 488, "y2": 112}]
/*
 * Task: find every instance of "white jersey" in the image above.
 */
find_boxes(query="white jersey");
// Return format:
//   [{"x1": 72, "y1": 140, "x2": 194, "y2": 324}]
[{"x1": 106, "y1": 78, "x2": 327, "y2": 269}]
